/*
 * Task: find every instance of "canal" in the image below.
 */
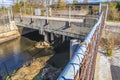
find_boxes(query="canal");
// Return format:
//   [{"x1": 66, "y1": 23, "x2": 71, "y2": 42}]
[{"x1": 0, "y1": 30, "x2": 69, "y2": 80}]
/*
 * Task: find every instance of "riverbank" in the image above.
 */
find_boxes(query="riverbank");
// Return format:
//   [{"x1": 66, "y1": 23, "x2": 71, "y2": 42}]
[
  {"x1": 0, "y1": 30, "x2": 20, "y2": 44},
  {"x1": 0, "y1": 21, "x2": 20, "y2": 44},
  {"x1": 11, "y1": 55, "x2": 53, "y2": 80}
]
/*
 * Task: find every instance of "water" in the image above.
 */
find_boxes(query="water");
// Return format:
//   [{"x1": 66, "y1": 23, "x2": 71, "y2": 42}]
[
  {"x1": 0, "y1": 37, "x2": 38, "y2": 79},
  {"x1": 0, "y1": 35, "x2": 70, "y2": 80}
]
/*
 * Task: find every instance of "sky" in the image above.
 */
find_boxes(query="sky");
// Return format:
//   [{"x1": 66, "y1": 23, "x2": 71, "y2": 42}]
[{"x1": 0, "y1": 0, "x2": 120, "y2": 7}]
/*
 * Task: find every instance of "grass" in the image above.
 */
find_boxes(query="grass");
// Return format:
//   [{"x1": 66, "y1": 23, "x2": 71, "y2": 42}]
[
  {"x1": 107, "y1": 20, "x2": 120, "y2": 22},
  {"x1": 100, "y1": 31, "x2": 114, "y2": 57}
]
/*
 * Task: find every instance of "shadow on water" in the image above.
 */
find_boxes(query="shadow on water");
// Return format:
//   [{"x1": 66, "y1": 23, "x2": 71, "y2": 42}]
[
  {"x1": 33, "y1": 41, "x2": 70, "y2": 80},
  {"x1": 18, "y1": 27, "x2": 44, "y2": 41},
  {"x1": 111, "y1": 65, "x2": 120, "y2": 80},
  {"x1": 48, "y1": 41, "x2": 70, "y2": 68}
]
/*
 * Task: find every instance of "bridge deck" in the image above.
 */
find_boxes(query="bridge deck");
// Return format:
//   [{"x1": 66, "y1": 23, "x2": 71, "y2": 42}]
[{"x1": 15, "y1": 16, "x2": 97, "y2": 39}]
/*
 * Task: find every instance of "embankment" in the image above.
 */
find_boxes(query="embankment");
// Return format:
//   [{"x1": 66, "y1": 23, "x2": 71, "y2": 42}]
[{"x1": 0, "y1": 21, "x2": 20, "y2": 44}]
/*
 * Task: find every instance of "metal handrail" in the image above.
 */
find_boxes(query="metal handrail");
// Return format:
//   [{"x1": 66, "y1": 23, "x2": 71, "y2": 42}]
[{"x1": 57, "y1": 12, "x2": 104, "y2": 80}]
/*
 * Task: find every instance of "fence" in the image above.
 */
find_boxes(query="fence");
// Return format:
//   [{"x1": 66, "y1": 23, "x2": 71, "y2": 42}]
[
  {"x1": 13, "y1": 4, "x2": 99, "y2": 20},
  {"x1": 0, "y1": 9, "x2": 15, "y2": 34},
  {"x1": 57, "y1": 11, "x2": 105, "y2": 80}
]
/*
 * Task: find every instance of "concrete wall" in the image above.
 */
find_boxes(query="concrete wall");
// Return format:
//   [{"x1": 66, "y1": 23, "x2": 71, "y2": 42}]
[
  {"x1": 0, "y1": 21, "x2": 20, "y2": 44},
  {"x1": 105, "y1": 22, "x2": 120, "y2": 33},
  {"x1": 0, "y1": 21, "x2": 18, "y2": 34}
]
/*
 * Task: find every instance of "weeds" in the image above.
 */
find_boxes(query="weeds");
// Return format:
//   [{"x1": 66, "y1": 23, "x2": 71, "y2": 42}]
[{"x1": 100, "y1": 31, "x2": 114, "y2": 56}]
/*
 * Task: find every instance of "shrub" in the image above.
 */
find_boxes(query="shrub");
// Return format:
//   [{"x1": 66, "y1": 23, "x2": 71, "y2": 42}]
[{"x1": 100, "y1": 32, "x2": 114, "y2": 57}]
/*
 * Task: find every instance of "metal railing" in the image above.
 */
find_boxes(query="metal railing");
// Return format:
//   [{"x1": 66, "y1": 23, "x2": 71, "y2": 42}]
[{"x1": 57, "y1": 12, "x2": 105, "y2": 80}]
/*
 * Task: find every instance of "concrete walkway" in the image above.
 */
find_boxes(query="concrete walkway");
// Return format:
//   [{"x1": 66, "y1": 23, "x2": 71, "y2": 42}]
[
  {"x1": 94, "y1": 52, "x2": 112, "y2": 80},
  {"x1": 110, "y1": 48, "x2": 120, "y2": 80}
]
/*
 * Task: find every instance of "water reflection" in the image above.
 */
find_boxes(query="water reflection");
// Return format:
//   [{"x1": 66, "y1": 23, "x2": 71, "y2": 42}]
[{"x1": 0, "y1": 37, "x2": 36, "y2": 79}]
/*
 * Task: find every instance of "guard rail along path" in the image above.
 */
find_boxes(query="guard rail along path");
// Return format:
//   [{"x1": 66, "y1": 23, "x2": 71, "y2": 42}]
[{"x1": 57, "y1": 12, "x2": 105, "y2": 80}]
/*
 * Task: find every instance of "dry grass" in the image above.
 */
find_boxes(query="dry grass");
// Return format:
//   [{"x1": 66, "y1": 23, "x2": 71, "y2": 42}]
[{"x1": 100, "y1": 31, "x2": 114, "y2": 56}]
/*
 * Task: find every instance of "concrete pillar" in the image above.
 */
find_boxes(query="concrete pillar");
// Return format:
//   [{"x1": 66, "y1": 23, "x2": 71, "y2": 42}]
[
  {"x1": 65, "y1": 21, "x2": 69, "y2": 28},
  {"x1": 39, "y1": 28, "x2": 43, "y2": 35},
  {"x1": 8, "y1": 10, "x2": 12, "y2": 30},
  {"x1": 44, "y1": 32, "x2": 49, "y2": 42},
  {"x1": 88, "y1": 6, "x2": 93, "y2": 15},
  {"x1": 62, "y1": 35, "x2": 65, "y2": 42},
  {"x1": 10, "y1": 8, "x2": 13, "y2": 20},
  {"x1": 70, "y1": 39, "x2": 79, "y2": 59},
  {"x1": 49, "y1": 8, "x2": 52, "y2": 17},
  {"x1": 83, "y1": 17, "x2": 86, "y2": 27},
  {"x1": 66, "y1": 36, "x2": 69, "y2": 41},
  {"x1": 105, "y1": 4, "x2": 108, "y2": 23},
  {"x1": 68, "y1": 6, "x2": 71, "y2": 28},
  {"x1": 8, "y1": 10, "x2": 11, "y2": 24},
  {"x1": 99, "y1": 3, "x2": 101, "y2": 15},
  {"x1": 51, "y1": 33, "x2": 54, "y2": 42}
]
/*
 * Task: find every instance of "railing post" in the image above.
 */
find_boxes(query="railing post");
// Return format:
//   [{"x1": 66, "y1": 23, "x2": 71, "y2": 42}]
[
  {"x1": 99, "y1": 3, "x2": 101, "y2": 15},
  {"x1": 105, "y1": 4, "x2": 108, "y2": 23},
  {"x1": 69, "y1": 5, "x2": 71, "y2": 27}
]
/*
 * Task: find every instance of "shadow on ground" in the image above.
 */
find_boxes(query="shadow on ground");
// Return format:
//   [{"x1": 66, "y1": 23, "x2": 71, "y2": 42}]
[{"x1": 111, "y1": 65, "x2": 120, "y2": 80}]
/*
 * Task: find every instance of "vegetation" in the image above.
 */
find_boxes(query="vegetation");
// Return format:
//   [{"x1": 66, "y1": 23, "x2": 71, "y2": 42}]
[
  {"x1": 73, "y1": 0, "x2": 78, "y2": 4},
  {"x1": 6, "y1": 70, "x2": 16, "y2": 80},
  {"x1": 12, "y1": 1, "x2": 44, "y2": 15},
  {"x1": 107, "y1": 2, "x2": 120, "y2": 21},
  {"x1": 57, "y1": 0, "x2": 67, "y2": 9},
  {"x1": 101, "y1": 38, "x2": 114, "y2": 56},
  {"x1": 1, "y1": 6, "x2": 7, "y2": 11},
  {"x1": 100, "y1": 32, "x2": 114, "y2": 57}
]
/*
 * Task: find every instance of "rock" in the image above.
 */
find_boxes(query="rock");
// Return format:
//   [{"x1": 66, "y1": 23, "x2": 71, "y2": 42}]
[{"x1": 35, "y1": 41, "x2": 51, "y2": 48}]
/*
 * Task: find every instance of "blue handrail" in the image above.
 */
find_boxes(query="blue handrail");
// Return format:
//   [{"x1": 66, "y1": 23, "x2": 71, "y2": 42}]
[{"x1": 57, "y1": 12, "x2": 103, "y2": 80}]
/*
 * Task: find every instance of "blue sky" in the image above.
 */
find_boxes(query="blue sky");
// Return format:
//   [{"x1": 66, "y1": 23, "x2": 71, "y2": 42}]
[{"x1": 0, "y1": 0, "x2": 120, "y2": 7}]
